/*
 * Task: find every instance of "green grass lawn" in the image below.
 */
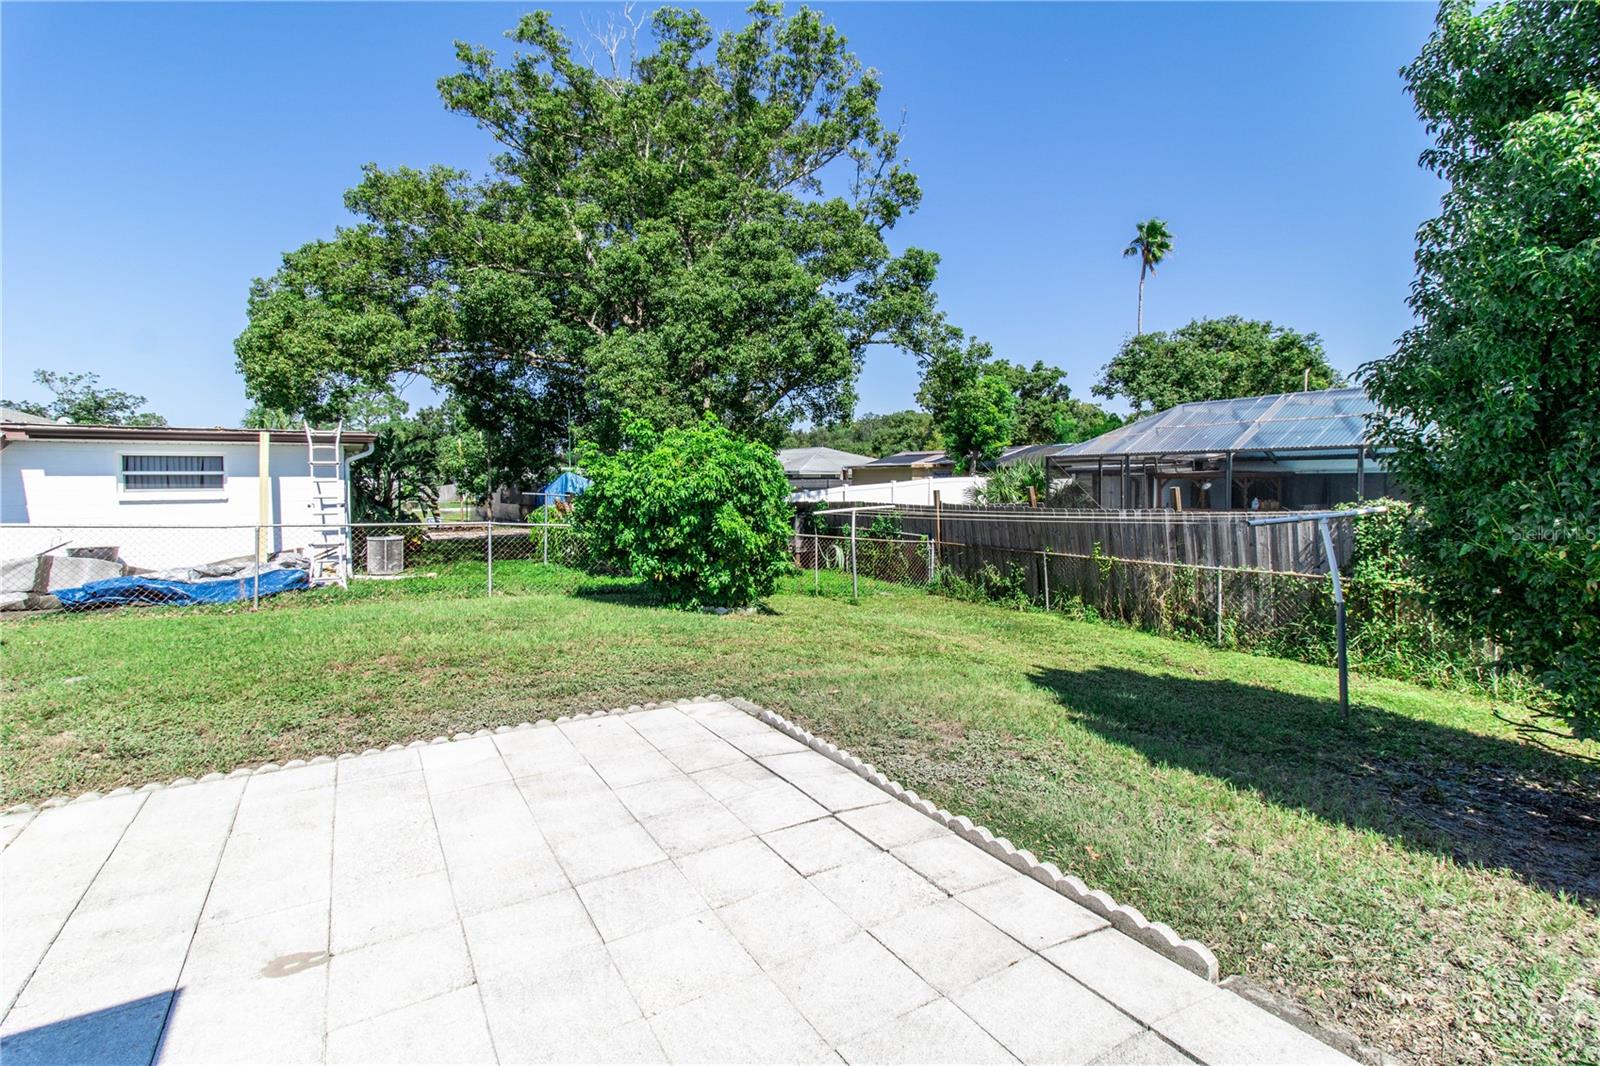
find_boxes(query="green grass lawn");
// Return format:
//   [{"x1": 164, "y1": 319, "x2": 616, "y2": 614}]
[{"x1": 3, "y1": 562, "x2": 1597, "y2": 1064}]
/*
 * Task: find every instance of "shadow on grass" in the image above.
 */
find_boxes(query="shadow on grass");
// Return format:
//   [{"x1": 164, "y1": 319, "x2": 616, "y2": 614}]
[
  {"x1": 569, "y1": 577, "x2": 658, "y2": 607},
  {"x1": 569, "y1": 580, "x2": 783, "y2": 616},
  {"x1": 1028, "y1": 665, "x2": 1600, "y2": 905}
]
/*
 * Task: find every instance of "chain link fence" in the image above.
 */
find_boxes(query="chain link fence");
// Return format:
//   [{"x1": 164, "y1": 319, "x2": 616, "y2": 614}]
[
  {"x1": 4, "y1": 518, "x2": 1506, "y2": 695},
  {"x1": 0, "y1": 522, "x2": 585, "y2": 612},
  {"x1": 794, "y1": 528, "x2": 1508, "y2": 694}
]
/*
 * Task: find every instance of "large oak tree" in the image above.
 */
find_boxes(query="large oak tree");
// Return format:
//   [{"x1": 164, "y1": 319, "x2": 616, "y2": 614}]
[{"x1": 236, "y1": 4, "x2": 950, "y2": 480}]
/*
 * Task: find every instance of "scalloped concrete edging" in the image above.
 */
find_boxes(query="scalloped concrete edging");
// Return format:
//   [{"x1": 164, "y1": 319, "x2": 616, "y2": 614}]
[
  {"x1": 2, "y1": 693, "x2": 1218, "y2": 983},
  {"x1": 714, "y1": 695, "x2": 1221, "y2": 983}
]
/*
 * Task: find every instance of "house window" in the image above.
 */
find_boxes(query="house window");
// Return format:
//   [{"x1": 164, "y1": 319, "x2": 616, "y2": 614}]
[{"x1": 121, "y1": 454, "x2": 225, "y2": 491}]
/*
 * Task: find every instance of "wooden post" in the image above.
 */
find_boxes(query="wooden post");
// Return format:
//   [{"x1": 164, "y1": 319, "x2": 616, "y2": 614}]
[
  {"x1": 257, "y1": 430, "x2": 272, "y2": 563},
  {"x1": 1027, "y1": 485, "x2": 1038, "y2": 508},
  {"x1": 1169, "y1": 485, "x2": 1184, "y2": 512}
]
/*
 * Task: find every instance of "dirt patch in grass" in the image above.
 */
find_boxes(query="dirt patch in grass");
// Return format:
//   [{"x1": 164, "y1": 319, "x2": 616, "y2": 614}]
[{"x1": 1363, "y1": 757, "x2": 1600, "y2": 905}]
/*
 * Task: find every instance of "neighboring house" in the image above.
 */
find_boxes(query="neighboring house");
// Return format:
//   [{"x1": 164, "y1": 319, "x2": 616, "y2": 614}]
[
  {"x1": 846, "y1": 444, "x2": 1053, "y2": 487},
  {"x1": 793, "y1": 475, "x2": 988, "y2": 507},
  {"x1": 847, "y1": 450, "x2": 956, "y2": 486},
  {"x1": 1042, "y1": 386, "x2": 1399, "y2": 510},
  {"x1": 0, "y1": 412, "x2": 376, "y2": 570},
  {"x1": 776, "y1": 447, "x2": 876, "y2": 491}
]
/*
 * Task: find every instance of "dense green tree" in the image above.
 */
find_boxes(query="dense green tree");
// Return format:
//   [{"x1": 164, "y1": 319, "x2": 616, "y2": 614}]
[
  {"x1": 575, "y1": 414, "x2": 793, "y2": 608},
  {"x1": 986, "y1": 360, "x2": 1119, "y2": 445},
  {"x1": 4, "y1": 370, "x2": 166, "y2": 426},
  {"x1": 942, "y1": 374, "x2": 1016, "y2": 474},
  {"x1": 1123, "y1": 218, "x2": 1173, "y2": 335},
  {"x1": 1051, "y1": 399, "x2": 1124, "y2": 444},
  {"x1": 236, "y1": 4, "x2": 950, "y2": 471},
  {"x1": 433, "y1": 406, "x2": 493, "y2": 509},
  {"x1": 783, "y1": 410, "x2": 936, "y2": 456},
  {"x1": 1365, "y1": 0, "x2": 1600, "y2": 728},
  {"x1": 917, "y1": 339, "x2": 1017, "y2": 474},
  {"x1": 1095, "y1": 316, "x2": 1340, "y2": 416}
]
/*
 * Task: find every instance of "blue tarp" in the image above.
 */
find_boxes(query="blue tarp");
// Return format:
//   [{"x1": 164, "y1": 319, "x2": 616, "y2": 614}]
[
  {"x1": 55, "y1": 566, "x2": 309, "y2": 609},
  {"x1": 539, "y1": 471, "x2": 591, "y2": 502}
]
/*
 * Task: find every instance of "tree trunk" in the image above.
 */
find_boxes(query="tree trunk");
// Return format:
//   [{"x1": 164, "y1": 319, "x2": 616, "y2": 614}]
[{"x1": 1136, "y1": 262, "x2": 1146, "y2": 336}]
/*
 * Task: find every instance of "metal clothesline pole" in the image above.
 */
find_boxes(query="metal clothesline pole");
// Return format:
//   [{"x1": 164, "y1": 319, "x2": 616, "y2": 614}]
[
  {"x1": 850, "y1": 511, "x2": 858, "y2": 601},
  {"x1": 1247, "y1": 506, "x2": 1388, "y2": 718}
]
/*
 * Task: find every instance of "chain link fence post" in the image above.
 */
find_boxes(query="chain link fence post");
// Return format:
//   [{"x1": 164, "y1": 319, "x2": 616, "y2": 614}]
[
  {"x1": 812, "y1": 531, "x2": 819, "y2": 595},
  {"x1": 486, "y1": 520, "x2": 494, "y2": 596},
  {"x1": 850, "y1": 512, "x2": 859, "y2": 601},
  {"x1": 542, "y1": 520, "x2": 549, "y2": 565},
  {"x1": 927, "y1": 536, "x2": 935, "y2": 587},
  {"x1": 253, "y1": 524, "x2": 262, "y2": 610},
  {"x1": 1041, "y1": 550, "x2": 1050, "y2": 611},
  {"x1": 1215, "y1": 567, "x2": 1224, "y2": 645}
]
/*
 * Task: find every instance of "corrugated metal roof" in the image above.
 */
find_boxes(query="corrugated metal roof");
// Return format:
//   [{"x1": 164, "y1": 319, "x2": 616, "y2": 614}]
[
  {"x1": 776, "y1": 447, "x2": 877, "y2": 476},
  {"x1": 1053, "y1": 387, "x2": 1376, "y2": 458},
  {"x1": 863, "y1": 450, "x2": 952, "y2": 468}
]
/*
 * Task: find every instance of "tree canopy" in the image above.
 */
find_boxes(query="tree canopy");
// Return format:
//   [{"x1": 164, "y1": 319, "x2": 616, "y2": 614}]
[
  {"x1": 783, "y1": 409, "x2": 936, "y2": 456},
  {"x1": 4, "y1": 371, "x2": 166, "y2": 427},
  {"x1": 916, "y1": 338, "x2": 1017, "y2": 473},
  {"x1": 236, "y1": 3, "x2": 951, "y2": 484},
  {"x1": 1364, "y1": 0, "x2": 1600, "y2": 729},
  {"x1": 985, "y1": 360, "x2": 1116, "y2": 445},
  {"x1": 1095, "y1": 316, "x2": 1340, "y2": 416}
]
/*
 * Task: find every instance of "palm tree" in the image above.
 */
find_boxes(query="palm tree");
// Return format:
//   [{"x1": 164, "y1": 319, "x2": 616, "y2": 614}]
[{"x1": 1123, "y1": 218, "x2": 1173, "y2": 335}]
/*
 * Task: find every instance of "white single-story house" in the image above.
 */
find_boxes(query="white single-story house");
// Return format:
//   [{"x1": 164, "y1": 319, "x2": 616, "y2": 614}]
[{"x1": 0, "y1": 409, "x2": 377, "y2": 572}]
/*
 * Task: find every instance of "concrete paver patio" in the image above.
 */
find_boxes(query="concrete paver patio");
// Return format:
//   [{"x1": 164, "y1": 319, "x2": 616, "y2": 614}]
[{"x1": 0, "y1": 700, "x2": 1352, "y2": 1065}]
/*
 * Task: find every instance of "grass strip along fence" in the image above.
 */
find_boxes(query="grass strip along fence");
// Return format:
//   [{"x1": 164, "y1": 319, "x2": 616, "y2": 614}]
[
  {"x1": 799, "y1": 526, "x2": 1519, "y2": 701},
  {"x1": 11, "y1": 516, "x2": 1515, "y2": 702}
]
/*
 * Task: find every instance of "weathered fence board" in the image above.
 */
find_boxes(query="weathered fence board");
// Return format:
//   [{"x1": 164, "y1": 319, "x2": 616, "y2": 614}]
[{"x1": 815, "y1": 503, "x2": 1350, "y2": 575}]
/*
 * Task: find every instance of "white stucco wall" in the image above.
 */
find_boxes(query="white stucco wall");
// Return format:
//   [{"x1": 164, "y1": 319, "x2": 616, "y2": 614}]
[{"x1": 0, "y1": 438, "x2": 357, "y2": 570}]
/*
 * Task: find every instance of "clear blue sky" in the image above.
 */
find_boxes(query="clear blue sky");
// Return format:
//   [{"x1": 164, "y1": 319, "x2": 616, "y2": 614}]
[{"x1": 2, "y1": 2, "x2": 1442, "y2": 427}]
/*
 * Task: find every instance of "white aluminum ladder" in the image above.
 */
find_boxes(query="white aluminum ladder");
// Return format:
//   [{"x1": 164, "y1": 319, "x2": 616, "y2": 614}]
[{"x1": 304, "y1": 421, "x2": 350, "y2": 587}]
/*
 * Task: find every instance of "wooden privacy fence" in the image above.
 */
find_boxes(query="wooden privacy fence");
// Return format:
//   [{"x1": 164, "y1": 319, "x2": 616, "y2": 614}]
[{"x1": 849, "y1": 504, "x2": 1352, "y2": 575}]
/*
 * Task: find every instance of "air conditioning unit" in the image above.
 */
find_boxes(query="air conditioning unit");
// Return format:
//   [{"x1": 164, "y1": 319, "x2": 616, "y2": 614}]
[{"x1": 366, "y1": 535, "x2": 405, "y2": 576}]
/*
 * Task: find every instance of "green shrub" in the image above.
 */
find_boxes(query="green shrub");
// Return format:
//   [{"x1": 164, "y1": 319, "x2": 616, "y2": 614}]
[
  {"x1": 1339, "y1": 497, "x2": 1416, "y2": 583},
  {"x1": 968, "y1": 461, "x2": 1047, "y2": 506},
  {"x1": 574, "y1": 415, "x2": 794, "y2": 609}
]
